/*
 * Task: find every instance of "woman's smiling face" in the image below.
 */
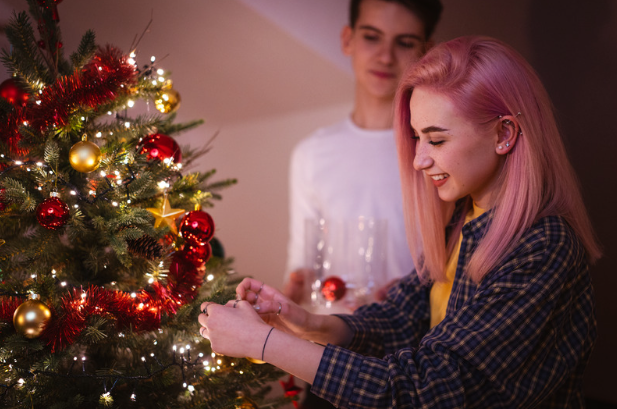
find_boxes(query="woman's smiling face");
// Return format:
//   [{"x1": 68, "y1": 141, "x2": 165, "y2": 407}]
[{"x1": 409, "y1": 87, "x2": 504, "y2": 209}]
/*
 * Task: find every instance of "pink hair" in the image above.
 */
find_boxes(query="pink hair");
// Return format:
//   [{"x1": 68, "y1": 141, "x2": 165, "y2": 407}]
[{"x1": 395, "y1": 36, "x2": 602, "y2": 283}]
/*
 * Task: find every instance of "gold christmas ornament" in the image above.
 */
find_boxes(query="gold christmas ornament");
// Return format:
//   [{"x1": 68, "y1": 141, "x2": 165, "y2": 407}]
[
  {"x1": 147, "y1": 194, "x2": 185, "y2": 235},
  {"x1": 235, "y1": 394, "x2": 258, "y2": 409},
  {"x1": 245, "y1": 357, "x2": 266, "y2": 365},
  {"x1": 13, "y1": 294, "x2": 52, "y2": 339},
  {"x1": 154, "y1": 88, "x2": 181, "y2": 114},
  {"x1": 69, "y1": 139, "x2": 102, "y2": 173}
]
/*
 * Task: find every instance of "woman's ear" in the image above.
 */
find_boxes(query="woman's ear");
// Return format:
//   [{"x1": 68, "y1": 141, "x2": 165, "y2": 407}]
[
  {"x1": 495, "y1": 116, "x2": 520, "y2": 155},
  {"x1": 341, "y1": 25, "x2": 353, "y2": 56}
]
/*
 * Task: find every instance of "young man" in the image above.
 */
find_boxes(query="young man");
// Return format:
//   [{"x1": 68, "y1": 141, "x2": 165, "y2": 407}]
[{"x1": 285, "y1": 0, "x2": 443, "y2": 305}]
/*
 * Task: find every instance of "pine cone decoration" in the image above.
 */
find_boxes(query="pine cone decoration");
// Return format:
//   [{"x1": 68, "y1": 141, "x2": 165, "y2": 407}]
[{"x1": 127, "y1": 234, "x2": 163, "y2": 260}]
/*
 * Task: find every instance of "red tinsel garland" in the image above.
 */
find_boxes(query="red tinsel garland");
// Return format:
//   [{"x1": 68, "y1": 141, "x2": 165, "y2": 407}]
[
  {"x1": 0, "y1": 297, "x2": 23, "y2": 322},
  {"x1": 0, "y1": 251, "x2": 204, "y2": 352},
  {"x1": 0, "y1": 45, "x2": 136, "y2": 155}
]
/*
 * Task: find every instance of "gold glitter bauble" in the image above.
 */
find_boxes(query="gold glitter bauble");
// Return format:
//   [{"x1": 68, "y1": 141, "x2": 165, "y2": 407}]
[
  {"x1": 69, "y1": 140, "x2": 102, "y2": 173},
  {"x1": 13, "y1": 297, "x2": 52, "y2": 338},
  {"x1": 154, "y1": 88, "x2": 181, "y2": 113}
]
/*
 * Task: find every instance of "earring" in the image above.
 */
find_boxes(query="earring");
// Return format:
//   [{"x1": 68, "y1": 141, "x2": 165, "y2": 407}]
[
  {"x1": 505, "y1": 142, "x2": 510, "y2": 148},
  {"x1": 498, "y1": 145, "x2": 503, "y2": 150},
  {"x1": 503, "y1": 119, "x2": 512, "y2": 125}
]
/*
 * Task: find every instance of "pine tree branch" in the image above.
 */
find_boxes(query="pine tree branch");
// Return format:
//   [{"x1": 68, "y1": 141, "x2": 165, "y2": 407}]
[
  {"x1": 1, "y1": 11, "x2": 50, "y2": 84},
  {"x1": 70, "y1": 30, "x2": 97, "y2": 69}
]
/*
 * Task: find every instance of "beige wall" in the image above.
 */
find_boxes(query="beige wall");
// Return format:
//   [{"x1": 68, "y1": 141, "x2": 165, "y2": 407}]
[{"x1": 189, "y1": 102, "x2": 352, "y2": 285}]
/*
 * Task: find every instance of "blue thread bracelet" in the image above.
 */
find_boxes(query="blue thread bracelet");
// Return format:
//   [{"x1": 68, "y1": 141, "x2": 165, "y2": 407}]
[{"x1": 261, "y1": 327, "x2": 275, "y2": 361}]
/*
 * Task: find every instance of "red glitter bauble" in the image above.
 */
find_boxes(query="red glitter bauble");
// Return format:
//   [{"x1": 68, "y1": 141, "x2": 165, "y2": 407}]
[
  {"x1": 137, "y1": 133, "x2": 182, "y2": 164},
  {"x1": 321, "y1": 276, "x2": 347, "y2": 302},
  {"x1": 36, "y1": 196, "x2": 69, "y2": 230},
  {"x1": 179, "y1": 210, "x2": 214, "y2": 246},
  {"x1": 184, "y1": 243, "x2": 212, "y2": 266},
  {"x1": 0, "y1": 78, "x2": 29, "y2": 107}
]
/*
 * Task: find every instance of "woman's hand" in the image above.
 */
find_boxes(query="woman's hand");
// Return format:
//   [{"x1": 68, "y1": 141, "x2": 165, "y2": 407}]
[
  {"x1": 234, "y1": 277, "x2": 314, "y2": 340},
  {"x1": 198, "y1": 300, "x2": 271, "y2": 360}
]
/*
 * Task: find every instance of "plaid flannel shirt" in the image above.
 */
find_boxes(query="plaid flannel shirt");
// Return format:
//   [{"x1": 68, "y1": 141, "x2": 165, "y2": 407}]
[{"x1": 311, "y1": 213, "x2": 596, "y2": 408}]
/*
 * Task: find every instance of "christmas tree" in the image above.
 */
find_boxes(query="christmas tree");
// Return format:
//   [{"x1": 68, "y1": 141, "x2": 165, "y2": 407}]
[{"x1": 0, "y1": 1, "x2": 292, "y2": 408}]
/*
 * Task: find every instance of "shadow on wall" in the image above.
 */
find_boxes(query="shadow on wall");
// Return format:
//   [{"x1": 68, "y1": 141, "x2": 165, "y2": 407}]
[{"x1": 528, "y1": 0, "x2": 617, "y2": 405}]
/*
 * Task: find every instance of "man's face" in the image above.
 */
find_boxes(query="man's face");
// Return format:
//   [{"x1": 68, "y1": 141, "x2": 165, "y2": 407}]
[{"x1": 343, "y1": 0, "x2": 427, "y2": 101}]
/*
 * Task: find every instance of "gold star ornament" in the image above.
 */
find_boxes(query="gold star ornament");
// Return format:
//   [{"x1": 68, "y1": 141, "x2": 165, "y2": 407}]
[{"x1": 147, "y1": 194, "x2": 185, "y2": 235}]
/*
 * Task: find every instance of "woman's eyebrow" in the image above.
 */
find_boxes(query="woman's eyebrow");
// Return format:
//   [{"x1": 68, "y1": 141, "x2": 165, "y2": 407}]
[{"x1": 421, "y1": 125, "x2": 449, "y2": 134}]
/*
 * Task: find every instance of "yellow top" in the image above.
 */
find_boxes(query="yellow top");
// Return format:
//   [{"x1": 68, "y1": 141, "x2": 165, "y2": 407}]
[{"x1": 429, "y1": 203, "x2": 485, "y2": 328}]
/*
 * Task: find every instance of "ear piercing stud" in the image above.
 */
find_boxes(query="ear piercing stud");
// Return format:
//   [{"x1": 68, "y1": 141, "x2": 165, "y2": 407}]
[{"x1": 506, "y1": 142, "x2": 510, "y2": 147}]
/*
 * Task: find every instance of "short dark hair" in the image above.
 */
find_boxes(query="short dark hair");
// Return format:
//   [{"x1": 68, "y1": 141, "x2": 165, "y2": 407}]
[{"x1": 349, "y1": 0, "x2": 443, "y2": 39}]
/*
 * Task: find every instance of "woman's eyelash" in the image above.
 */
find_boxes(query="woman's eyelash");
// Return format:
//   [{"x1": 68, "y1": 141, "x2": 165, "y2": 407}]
[{"x1": 429, "y1": 140, "x2": 444, "y2": 146}]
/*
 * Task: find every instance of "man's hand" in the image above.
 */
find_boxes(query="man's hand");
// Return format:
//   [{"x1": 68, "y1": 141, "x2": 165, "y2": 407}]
[{"x1": 283, "y1": 269, "x2": 309, "y2": 304}]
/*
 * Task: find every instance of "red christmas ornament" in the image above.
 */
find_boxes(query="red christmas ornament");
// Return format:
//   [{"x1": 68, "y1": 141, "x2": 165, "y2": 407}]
[
  {"x1": 0, "y1": 78, "x2": 29, "y2": 107},
  {"x1": 36, "y1": 195, "x2": 69, "y2": 230},
  {"x1": 321, "y1": 276, "x2": 347, "y2": 302},
  {"x1": 184, "y1": 243, "x2": 212, "y2": 266},
  {"x1": 169, "y1": 252, "x2": 199, "y2": 279},
  {"x1": 137, "y1": 133, "x2": 182, "y2": 164},
  {"x1": 179, "y1": 210, "x2": 214, "y2": 246},
  {"x1": 164, "y1": 251, "x2": 203, "y2": 309}
]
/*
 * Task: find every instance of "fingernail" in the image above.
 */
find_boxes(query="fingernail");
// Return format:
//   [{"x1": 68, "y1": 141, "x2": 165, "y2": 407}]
[{"x1": 253, "y1": 305, "x2": 260, "y2": 311}]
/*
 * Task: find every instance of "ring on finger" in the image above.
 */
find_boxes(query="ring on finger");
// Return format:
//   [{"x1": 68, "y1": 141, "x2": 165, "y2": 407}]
[
  {"x1": 277, "y1": 302, "x2": 282, "y2": 316},
  {"x1": 255, "y1": 282, "x2": 264, "y2": 301},
  {"x1": 202, "y1": 304, "x2": 209, "y2": 316},
  {"x1": 233, "y1": 299, "x2": 240, "y2": 308}
]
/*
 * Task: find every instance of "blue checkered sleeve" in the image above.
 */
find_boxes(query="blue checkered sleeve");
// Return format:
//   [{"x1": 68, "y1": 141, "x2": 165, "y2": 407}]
[
  {"x1": 333, "y1": 270, "x2": 430, "y2": 358},
  {"x1": 311, "y1": 216, "x2": 596, "y2": 408}
]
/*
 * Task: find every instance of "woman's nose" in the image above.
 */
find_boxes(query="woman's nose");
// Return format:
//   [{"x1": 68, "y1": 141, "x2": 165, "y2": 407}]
[{"x1": 413, "y1": 143, "x2": 432, "y2": 171}]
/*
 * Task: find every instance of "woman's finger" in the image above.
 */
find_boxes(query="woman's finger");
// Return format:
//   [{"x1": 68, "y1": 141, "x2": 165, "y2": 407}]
[
  {"x1": 250, "y1": 299, "x2": 283, "y2": 316},
  {"x1": 199, "y1": 326, "x2": 208, "y2": 339},
  {"x1": 236, "y1": 278, "x2": 264, "y2": 300}
]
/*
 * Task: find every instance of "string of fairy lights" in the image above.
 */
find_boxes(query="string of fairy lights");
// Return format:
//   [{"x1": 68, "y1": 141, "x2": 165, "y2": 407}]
[{"x1": 0, "y1": 48, "x2": 233, "y2": 405}]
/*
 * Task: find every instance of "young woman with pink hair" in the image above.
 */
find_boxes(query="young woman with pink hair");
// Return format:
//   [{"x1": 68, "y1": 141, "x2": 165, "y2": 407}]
[{"x1": 198, "y1": 36, "x2": 601, "y2": 408}]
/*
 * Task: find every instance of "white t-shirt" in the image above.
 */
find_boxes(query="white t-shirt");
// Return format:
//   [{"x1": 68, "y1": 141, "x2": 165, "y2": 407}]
[{"x1": 287, "y1": 117, "x2": 414, "y2": 284}]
